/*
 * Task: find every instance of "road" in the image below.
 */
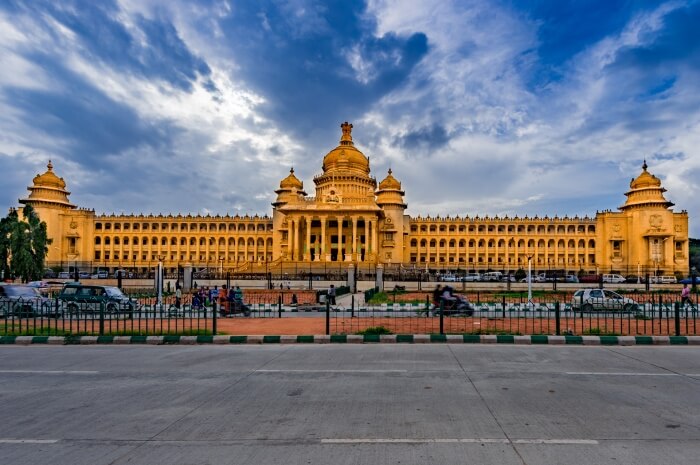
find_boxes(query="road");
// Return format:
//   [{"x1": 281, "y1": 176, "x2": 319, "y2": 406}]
[{"x1": 0, "y1": 345, "x2": 698, "y2": 464}]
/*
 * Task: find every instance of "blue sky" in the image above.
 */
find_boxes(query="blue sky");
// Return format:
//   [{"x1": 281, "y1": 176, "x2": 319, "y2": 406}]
[{"x1": 1, "y1": 0, "x2": 698, "y2": 236}]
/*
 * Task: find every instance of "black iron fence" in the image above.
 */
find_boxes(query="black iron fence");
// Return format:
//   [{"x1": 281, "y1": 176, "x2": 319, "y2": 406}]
[{"x1": 0, "y1": 291, "x2": 697, "y2": 337}]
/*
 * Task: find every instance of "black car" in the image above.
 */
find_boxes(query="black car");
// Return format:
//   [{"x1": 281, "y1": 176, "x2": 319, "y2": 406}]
[{"x1": 57, "y1": 284, "x2": 139, "y2": 314}]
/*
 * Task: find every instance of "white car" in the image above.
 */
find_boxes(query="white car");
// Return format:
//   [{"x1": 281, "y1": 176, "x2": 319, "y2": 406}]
[
  {"x1": 649, "y1": 275, "x2": 677, "y2": 284},
  {"x1": 602, "y1": 274, "x2": 626, "y2": 284},
  {"x1": 462, "y1": 273, "x2": 481, "y2": 282},
  {"x1": 572, "y1": 288, "x2": 639, "y2": 312}
]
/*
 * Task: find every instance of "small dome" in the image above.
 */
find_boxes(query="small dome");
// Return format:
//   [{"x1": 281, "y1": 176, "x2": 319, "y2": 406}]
[
  {"x1": 322, "y1": 122, "x2": 370, "y2": 174},
  {"x1": 630, "y1": 160, "x2": 661, "y2": 189},
  {"x1": 378, "y1": 168, "x2": 401, "y2": 190},
  {"x1": 279, "y1": 168, "x2": 303, "y2": 190},
  {"x1": 32, "y1": 160, "x2": 67, "y2": 189}
]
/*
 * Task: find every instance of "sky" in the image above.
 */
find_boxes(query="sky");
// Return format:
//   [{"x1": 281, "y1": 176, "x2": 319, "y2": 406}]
[{"x1": 1, "y1": 0, "x2": 699, "y2": 236}]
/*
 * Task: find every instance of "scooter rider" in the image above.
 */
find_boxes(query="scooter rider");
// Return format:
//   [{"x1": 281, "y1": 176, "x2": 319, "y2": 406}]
[{"x1": 441, "y1": 285, "x2": 457, "y2": 308}]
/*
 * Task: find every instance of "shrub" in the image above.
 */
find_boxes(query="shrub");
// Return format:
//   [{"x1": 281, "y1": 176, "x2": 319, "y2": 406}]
[{"x1": 355, "y1": 326, "x2": 393, "y2": 335}]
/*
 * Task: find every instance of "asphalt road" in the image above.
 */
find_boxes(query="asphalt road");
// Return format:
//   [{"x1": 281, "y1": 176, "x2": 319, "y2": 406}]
[{"x1": 0, "y1": 345, "x2": 698, "y2": 465}]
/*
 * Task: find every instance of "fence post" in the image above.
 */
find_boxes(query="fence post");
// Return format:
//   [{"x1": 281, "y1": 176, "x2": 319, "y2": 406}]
[
  {"x1": 674, "y1": 301, "x2": 680, "y2": 336},
  {"x1": 351, "y1": 294, "x2": 355, "y2": 318},
  {"x1": 278, "y1": 295, "x2": 282, "y2": 319},
  {"x1": 501, "y1": 295, "x2": 506, "y2": 318},
  {"x1": 325, "y1": 298, "x2": 330, "y2": 335},
  {"x1": 439, "y1": 299, "x2": 444, "y2": 335},
  {"x1": 99, "y1": 301, "x2": 105, "y2": 336},
  {"x1": 426, "y1": 295, "x2": 430, "y2": 318},
  {"x1": 555, "y1": 301, "x2": 561, "y2": 336},
  {"x1": 212, "y1": 300, "x2": 217, "y2": 335}
]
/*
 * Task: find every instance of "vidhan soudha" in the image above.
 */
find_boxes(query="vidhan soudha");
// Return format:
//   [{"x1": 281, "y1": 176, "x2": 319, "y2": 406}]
[{"x1": 19, "y1": 122, "x2": 690, "y2": 277}]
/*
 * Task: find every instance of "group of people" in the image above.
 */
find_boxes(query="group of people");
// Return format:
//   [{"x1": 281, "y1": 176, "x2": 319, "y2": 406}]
[{"x1": 432, "y1": 284, "x2": 457, "y2": 308}]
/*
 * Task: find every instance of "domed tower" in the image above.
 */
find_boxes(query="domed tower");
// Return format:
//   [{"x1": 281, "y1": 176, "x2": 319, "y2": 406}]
[
  {"x1": 19, "y1": 161, "x2": 95, "y2": 267},
  {"x1": 313, "y1": 122, "x2": 377, "y2": 202},
  {"x1": 272, "y1": 168, "x2": 306, "y2": 208},
  {"x1": 376, "y1": 169, "x2": 408, "y2": 264},
  {"x1": 272, "y1": 168, "x2": 307, "y2": 261},
  {"x1": 596, "y1": 160, "x2": 688, "y2": 276}
]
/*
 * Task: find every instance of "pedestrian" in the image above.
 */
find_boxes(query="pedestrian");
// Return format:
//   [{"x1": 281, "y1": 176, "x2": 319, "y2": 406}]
[
  {"x1": 681, "y1": 283, "x2": 691, "y2": 308},
  {"x1": 219, "y1": 284, "x2": 229, "y2": 316},
  {"x1": 175, "y1": 282, "x2": 182, "y2": 309},
  {"x1": 328, "y1": 284, "x2": 336, "y2": 305}
]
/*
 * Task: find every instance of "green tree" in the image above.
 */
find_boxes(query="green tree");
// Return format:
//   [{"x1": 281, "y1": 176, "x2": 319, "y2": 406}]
[
  {"x1": 514, "y1": 268, "x2": 526, "y2": 281},
  {"x1": 0, "y1": 206, "x2": 51, "y2": 282}
]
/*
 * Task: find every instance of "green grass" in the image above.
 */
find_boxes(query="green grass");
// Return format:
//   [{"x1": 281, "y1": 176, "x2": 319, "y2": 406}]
[
  {"x1": 582, "y1": 328, "x2": 620, "y2": 336},
  {"x1": 355, "y1": 326, "x2": 393, "y2": 335},
  {"x1": 367, "y1": 292, "x2": 426, "y2": 305}
]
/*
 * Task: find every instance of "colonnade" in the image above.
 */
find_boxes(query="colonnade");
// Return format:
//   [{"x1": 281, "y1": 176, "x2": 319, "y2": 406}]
[{"x1": 286, "y1": 215, "x2": 379, "y2": 262}]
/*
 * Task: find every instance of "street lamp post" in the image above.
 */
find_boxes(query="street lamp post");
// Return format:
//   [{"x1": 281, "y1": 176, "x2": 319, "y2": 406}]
[
  {"x1": 527, "y1": 254, "x2": 533, "y2": 308},
  {"x1": 219, "y1": 257, "x2": 224, "y2": 280}
]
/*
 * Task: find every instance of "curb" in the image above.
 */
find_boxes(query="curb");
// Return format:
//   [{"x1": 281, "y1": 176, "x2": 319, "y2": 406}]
[{"x1": 0, "y1": 335, "x2": 698, "y2": 346}]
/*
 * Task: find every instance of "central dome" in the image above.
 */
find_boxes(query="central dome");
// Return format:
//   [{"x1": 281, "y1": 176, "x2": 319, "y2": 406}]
[{"x1": 322, "y1": 122, "x2": 370, "y2": 175}]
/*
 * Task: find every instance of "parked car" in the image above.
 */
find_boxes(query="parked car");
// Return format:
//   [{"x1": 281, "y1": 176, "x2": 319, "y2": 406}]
[
  {"x1": 112, "y1": 269, "x2": 133, "y2": 278},
  {"x1": 90, "y1": 271, "x2": 108, "y2": 279},
  {"x1": 57, "y1": 283, "x2": 139, "y2": 315},
  {"x1": 680, "y1": 277, "x2": 699, "y2": 285},
  {"x1": 58, "y1": 271, "x2": 71, "y2": 279},
  {"x1": 649, "y1": 275, "x2": 677, "y2": 284},
  {"x1": 0, "y1": 284, "x2": 59, "y2": 318},
  {"x1": 563, "y1": 275, "x2": 579, "y2": 283},
  {"x1": 571, "y1": 288, "x2": 639, "y2": 312},
  {"x1": 462, "y1": 273, "x2": 481, "y2": 282},
  {"x1": 442, "y1": 274, "x2": 460, "y2": 282},
  {"x1": 78, "y1": 271, "x2": 91, "y2": 279},
  {"x1": 602, "y1": 274, "x2": 626, "y2": 284},
  {"x1": 43, "y1": 269, "x2": 57, "y2": 279},
  {"x1": 579, "y1": 274, "x2": 600, "y2": 283},
  {"x1": 481, "y1": 272, "x2": 503, "y2": 282}
]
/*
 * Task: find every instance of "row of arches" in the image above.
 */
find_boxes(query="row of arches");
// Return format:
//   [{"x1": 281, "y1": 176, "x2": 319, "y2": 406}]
[
  {"x1": 409, "y1": 224, "x2": 596, "y2": 234},
  {"x1": 94, "y1": 222, "x2": 272, "y2": 233},
  {"x1": 410, "y1": 238, "x2": 596, "y2": 248},
  {"x1": 95, "y1": 236, "x2": 273, "y2": 247}
]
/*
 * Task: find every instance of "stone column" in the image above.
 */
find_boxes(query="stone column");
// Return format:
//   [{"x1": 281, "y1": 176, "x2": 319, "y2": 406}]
[
  {"x1": 294, "y1": 218, "x2": 300, "y2": 262},
  {"x1": 351, "y1": 217, "x2": 358, "y2": 260},
  {"x1": 321, "y1": 217, "x2": 328, "y2": 262},
  {"x1": 347, "y1": 263, "x2": 355, "y2": 293},
  {"x1": 305, "y1": 216, "x2": 312, "y2": 262},
  {"x1": 371, "y1": 220, "x2": 377, "y2": 259},
  {"x1": 363, "y1": 219, "x2": 369, "y2": 262}
]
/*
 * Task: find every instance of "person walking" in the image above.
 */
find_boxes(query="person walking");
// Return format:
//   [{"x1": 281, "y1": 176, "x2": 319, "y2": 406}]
[
  {"x1": 681, "y1": 283, "x2": 691, "y2": 308},
  {"x1": 328, "y1": 284, "x2": 336, "y2": 305},
  {"x1": 175, "y1": 283, "x2": 182, "y2": 309}
]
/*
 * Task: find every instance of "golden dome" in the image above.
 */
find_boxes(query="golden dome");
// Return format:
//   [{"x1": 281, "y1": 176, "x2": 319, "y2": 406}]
[
  {"x1": 322, "y1": 122, "x2": 370, "y2": 174},
  {"x1": 629, "y1": 160, "x2": 661, "y2": 189},
  {"x1": 279, "y1": 168, "x2": 303, "y2": 190},
  {"x1": 32, "y1": 160, "x2": 67, "y2": 189},
  {"x1": 378, "y1": 168, "x2": 401, "y2": 190}
]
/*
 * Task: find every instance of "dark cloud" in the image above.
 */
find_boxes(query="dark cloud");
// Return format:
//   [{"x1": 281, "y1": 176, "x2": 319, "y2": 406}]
[
  {"x1": 0, "y1": 0, "x2": 211, "y2": 92},
  {"x1": 211, "y1": 0, "x2": 428, "y2": 144},
  {"x1": 513, "y1": 0, "x2": 661, "y2": 88},
  {"x1": 392, "y1": 125, "x2": 450, "y2": 153},
  {"x1": 3, "y1": 61, "x2": 177, "y2": 169}
]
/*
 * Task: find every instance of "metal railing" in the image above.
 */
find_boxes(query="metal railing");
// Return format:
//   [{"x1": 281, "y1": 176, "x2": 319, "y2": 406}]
[{"x1": 0, "y1": 292, "x2": 696, "y2": 337}]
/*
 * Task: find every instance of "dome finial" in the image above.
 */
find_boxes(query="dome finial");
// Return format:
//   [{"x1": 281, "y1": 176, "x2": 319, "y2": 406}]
[
  {"x1": 340, "y1": 121, "x2": 353, "y2": 145},
  {"x1": 642, "y1": 159, "x2": 648, "y2": 171},
  {"x1": 290, "y1": 167, "x2": 294, "y2": 174},
  {"x1": 388, "y1": 167, "x2": 392, "y2": 175},
  {"x1": 47, "y1": 159, "x2": 53, "y2": 171}
]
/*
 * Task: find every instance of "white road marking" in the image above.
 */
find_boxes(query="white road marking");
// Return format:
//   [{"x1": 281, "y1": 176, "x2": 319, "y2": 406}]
[
  {"x1": 256, "y1": 369, "x2": 408, "y2": 373},
  {"x1": 321, "y1": 438, "x2": 598, "y2": 445},
  {"x1": 0, "y1": 439, "x2": 59, "y2": 444},
  {"x1": 0, "y1": 370, "x2": 99, "y2": 375},
  {"x1": 565, "y1": 372, "x2": 678, "y2": 376}
]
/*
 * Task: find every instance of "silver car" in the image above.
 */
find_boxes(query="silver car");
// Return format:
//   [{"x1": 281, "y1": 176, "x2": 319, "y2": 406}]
[
  {"x1": 571, "y1": 288, "x2": 639, "y2": 312},
  {"x1": 0, "y1": 284, "x2": 59, "y2": 318}
]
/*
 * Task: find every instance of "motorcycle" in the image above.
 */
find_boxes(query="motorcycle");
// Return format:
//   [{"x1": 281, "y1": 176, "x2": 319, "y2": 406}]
[
  {"x1": 220, "y1": 298, "x2": 252, "y2": 317},
  {"x1": 431, "y1": 295, "x2": 475, "y2": 317}
]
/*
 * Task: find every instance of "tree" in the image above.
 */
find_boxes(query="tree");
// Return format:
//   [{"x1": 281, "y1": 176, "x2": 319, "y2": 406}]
[{"x1": 0, "y1": 205, "x2": 51, "y2": 282}]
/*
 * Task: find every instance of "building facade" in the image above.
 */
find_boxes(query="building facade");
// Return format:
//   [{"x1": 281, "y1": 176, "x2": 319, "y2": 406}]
[{"x1": 19, "y1": 123, "x2": 690, "y2": 277}]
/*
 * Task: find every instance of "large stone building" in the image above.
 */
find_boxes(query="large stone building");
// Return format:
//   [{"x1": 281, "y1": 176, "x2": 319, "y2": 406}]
[{"x1": 19, "y1": 123, "x2": 689, "y2": 277}]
